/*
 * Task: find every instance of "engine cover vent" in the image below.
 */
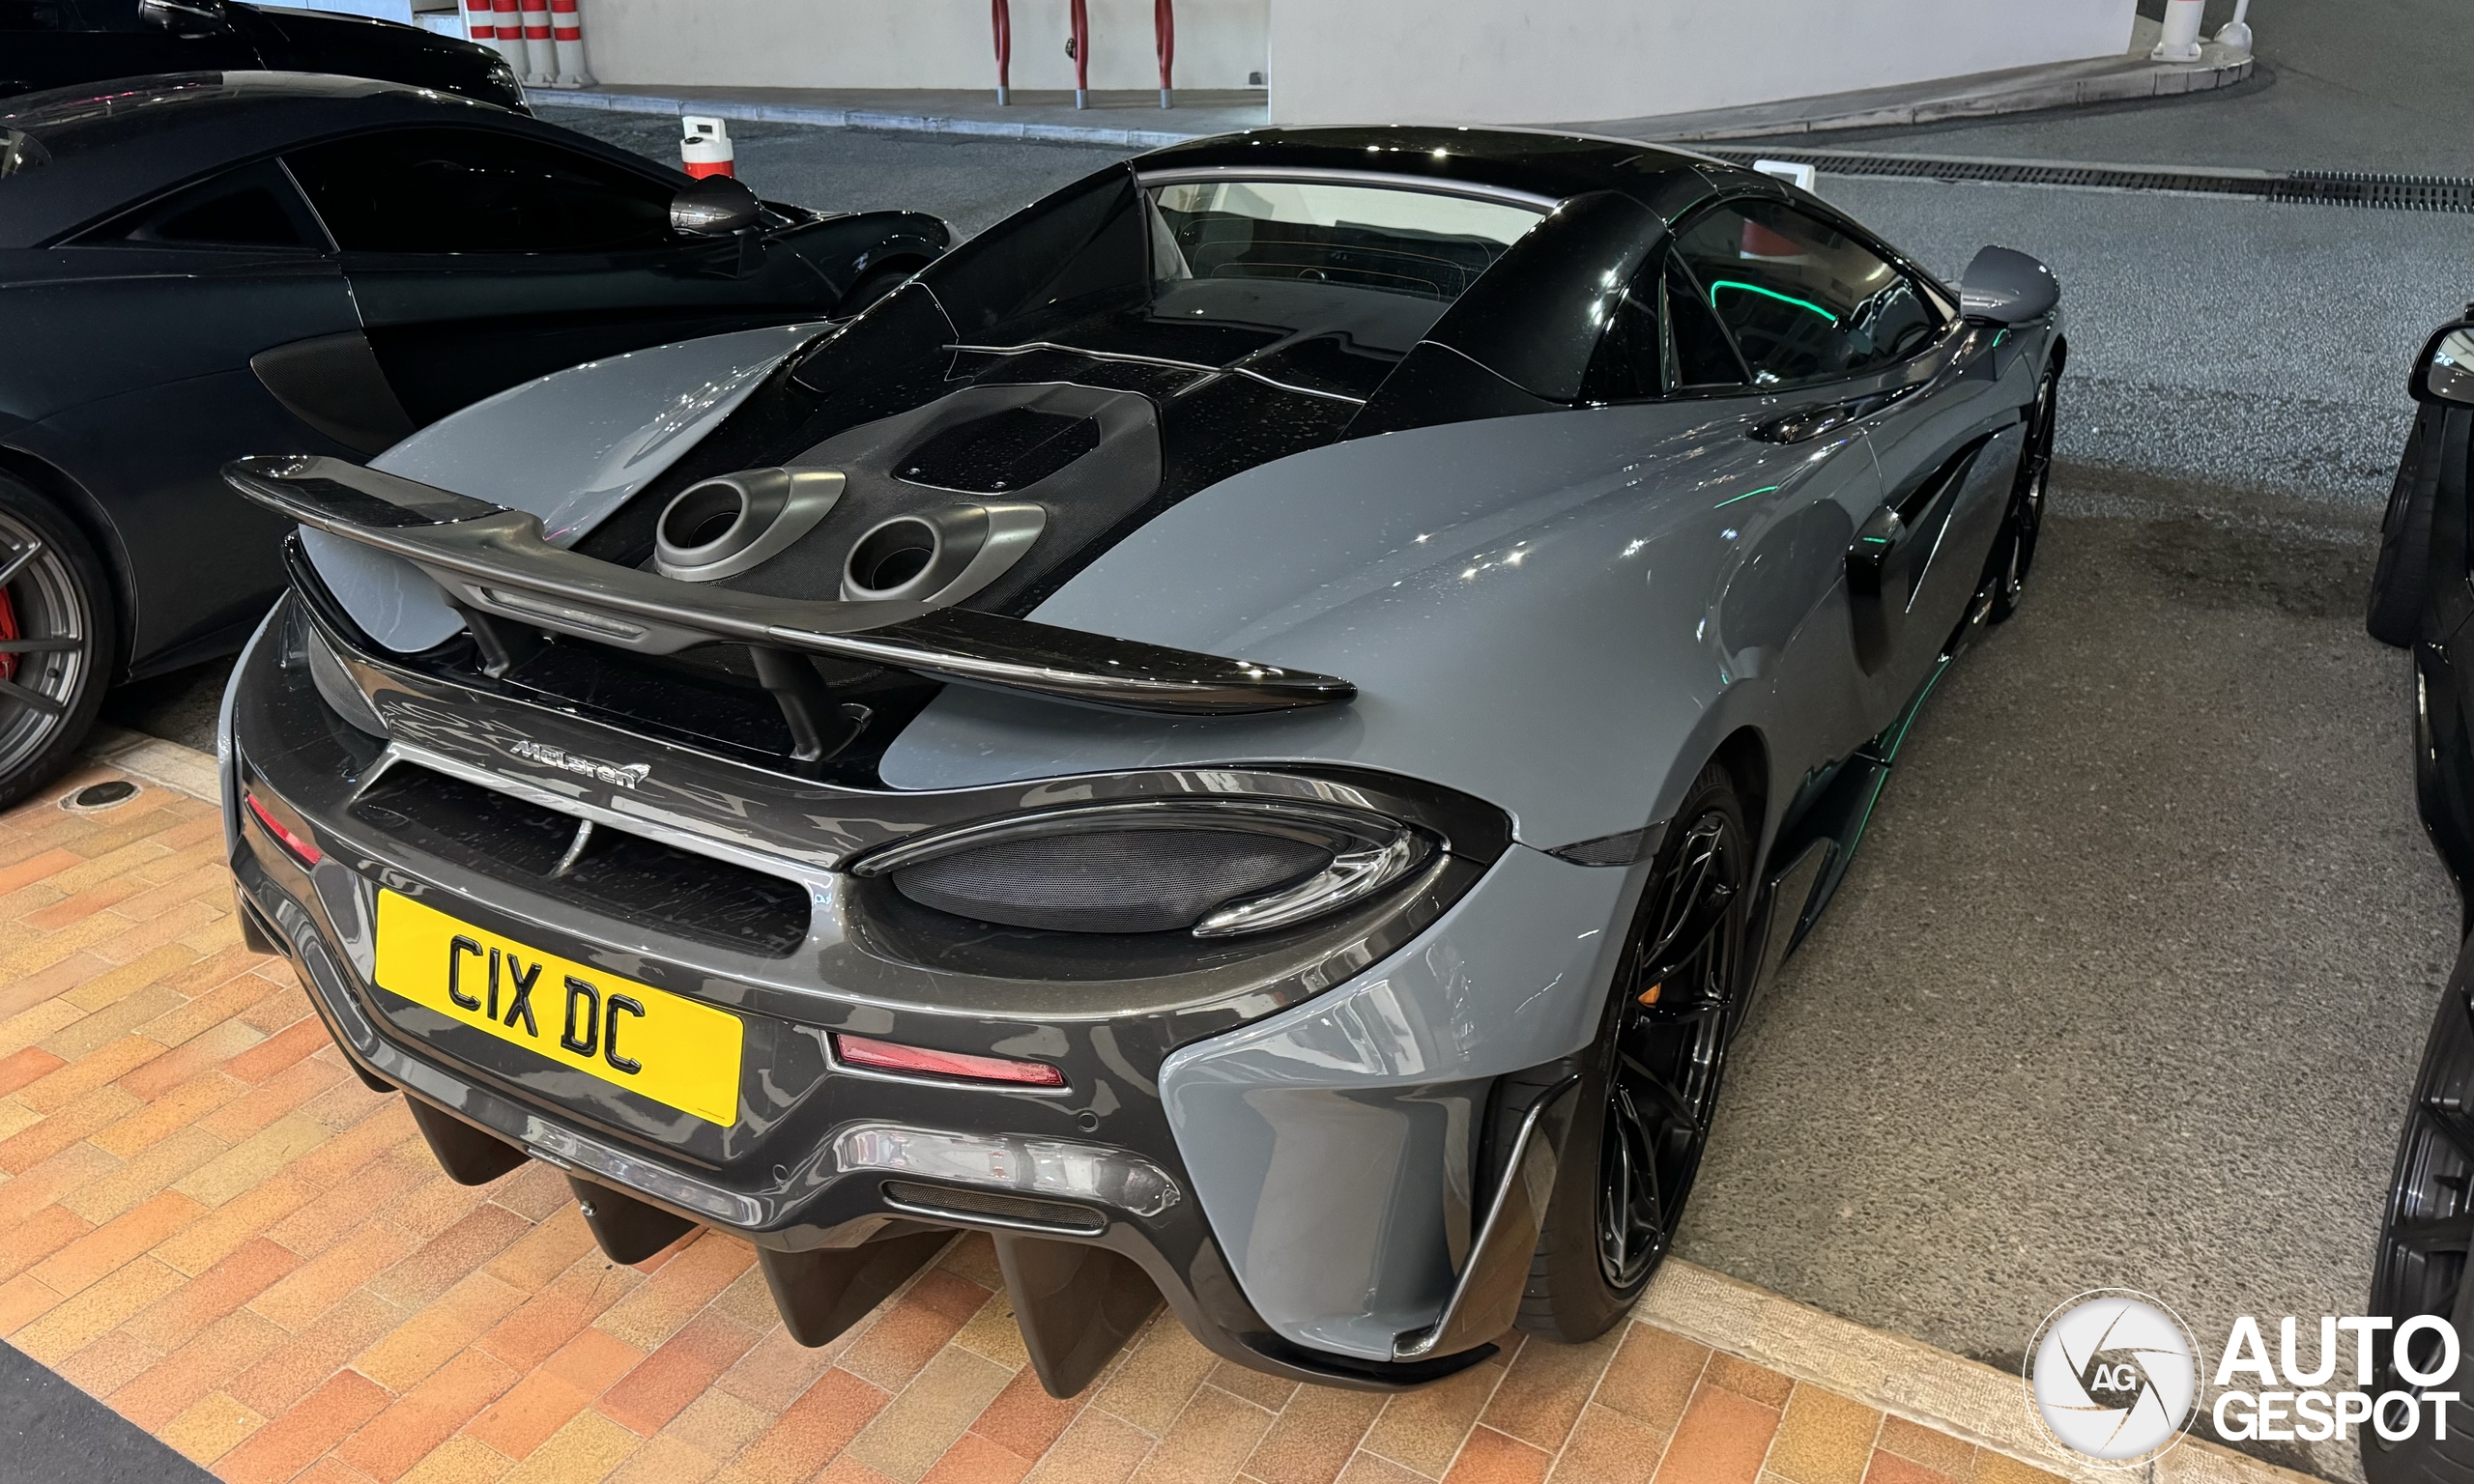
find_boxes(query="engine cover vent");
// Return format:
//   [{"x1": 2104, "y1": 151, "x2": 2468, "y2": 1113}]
[{"x1": 896, "y1": 409, "x2": 1102, "y2": 495}]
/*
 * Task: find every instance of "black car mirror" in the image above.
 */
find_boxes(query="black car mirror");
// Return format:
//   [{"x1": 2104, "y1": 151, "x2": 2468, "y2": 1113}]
[
  {"x1": 671, "y1": 176, "x2": 761, "y2": 237},
  {"x1": 2414, "y1": 323, "x2": 2474, "y2": 407},
  {"x1": 138, "y1": 0, "x2": 233, "y2": 35},
  {"x1": 1958, "y1": 245, "x2": 2059, "y2": 326}
]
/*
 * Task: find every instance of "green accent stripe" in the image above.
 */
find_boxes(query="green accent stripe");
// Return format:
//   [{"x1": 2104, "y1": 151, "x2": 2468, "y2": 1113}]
[{"x1": 1710, "y1": 279, "x2": 1838, "y2": 324}]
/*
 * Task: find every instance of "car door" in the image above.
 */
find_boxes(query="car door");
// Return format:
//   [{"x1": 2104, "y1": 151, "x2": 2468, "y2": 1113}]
[
  {"x1": 14, "y1": 156, "x2": 373, "y2": 667},
  {"x1": 1581, "y1": 243, "x2": 1886, "y2": 769},
  {"x1": 280, "y1": 124, "x2": 844, "y2": 427},
  {"x1": 1673, "y1": 195, "x2": 1995, "y2": 725},
  {"x1": 0, "y1": 0, "x2": 260, "y2": 99}
]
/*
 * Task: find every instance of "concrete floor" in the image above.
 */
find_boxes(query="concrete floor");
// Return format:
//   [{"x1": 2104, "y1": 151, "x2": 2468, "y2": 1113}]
[{"x1": 1679, "y1": 476, "x2": 2454, "y2": 1483}]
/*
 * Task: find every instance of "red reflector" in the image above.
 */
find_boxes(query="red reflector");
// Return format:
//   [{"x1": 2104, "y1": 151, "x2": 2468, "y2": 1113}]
[
  {"x1": 245, "y1": 791, "x2": 323, "y2": 866},
  {"x1": 832, "y1": 1034, "x2": 1065, "y2": 1088}
]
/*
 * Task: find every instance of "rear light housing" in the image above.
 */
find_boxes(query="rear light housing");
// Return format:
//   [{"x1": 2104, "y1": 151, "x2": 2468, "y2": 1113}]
[
  {"x1": 831, "y1": 1033, "x2": 1066, "y2": 1088},
  {"x1": 245, "y1": 790, "x2": 322, "y2": 866}
]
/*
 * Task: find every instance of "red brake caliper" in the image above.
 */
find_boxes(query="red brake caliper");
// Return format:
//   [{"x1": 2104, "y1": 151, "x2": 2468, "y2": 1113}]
[{"x1": 0, "y1": 579, "x2": 18, "y2": 684}]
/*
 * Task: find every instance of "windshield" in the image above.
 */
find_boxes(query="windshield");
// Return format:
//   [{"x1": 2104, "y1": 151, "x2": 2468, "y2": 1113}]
[{"x1": 1147, "y1": 180, "x2": 1543, "y2": 302}]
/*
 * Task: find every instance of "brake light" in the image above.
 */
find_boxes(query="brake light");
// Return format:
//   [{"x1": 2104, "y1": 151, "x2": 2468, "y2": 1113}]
[
  {"x1": 245, "y1": 791, "x2": 322, "y2": 867},
  {"x1": 831, "y1": 1033, "x2": 1065, "y2": 1088}
]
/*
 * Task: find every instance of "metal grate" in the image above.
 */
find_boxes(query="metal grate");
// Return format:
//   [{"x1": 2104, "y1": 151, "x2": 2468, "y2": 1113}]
[{"x1": 1703, "y1": 148, "x2": 2474, "y2": 214}]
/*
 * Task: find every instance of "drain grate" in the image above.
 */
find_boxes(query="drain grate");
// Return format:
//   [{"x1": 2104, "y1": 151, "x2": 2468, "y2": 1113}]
[{"x1": 1701, "y1": 148, "x2": 2474, "y2": 214}]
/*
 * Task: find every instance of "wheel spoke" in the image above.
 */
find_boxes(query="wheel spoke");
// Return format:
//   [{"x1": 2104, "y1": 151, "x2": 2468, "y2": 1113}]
[
  {"x1": 0, "y1": 674, "x2": 64, "y2": 718},
  {"x1": 2394, "y1": 1213, "x2": 2474, "y2": 1255},
  {"x1": 2418, "y1": 1104, "x2": 2474, "y2": 1167},
  {"x1": 0, "y1": 539, "x2": 43, "y2": 588},
  {"x1": 0, "y1": 637, "x2": 78, "y2": 655}
]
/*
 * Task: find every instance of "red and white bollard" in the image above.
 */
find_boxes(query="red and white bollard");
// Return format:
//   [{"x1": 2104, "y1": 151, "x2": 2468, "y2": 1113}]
[
  {"x1": 549, "y1": 0, "x2": 592, "y2": 87},
  {"x1": 1154, "y1": 0, "x2": 1173, "y2": 108},
  {"x1": 991, "y1": 0, "x2": 1011, "y2": 105},
  {"x1": 489, "y1": 0, "x2": 527, "y2": 74},
  {"x1": 2151, "y1": 0, "x2": 2204, "y2": 60},
  {"x1": 518, "y1": 0, "x2": 556, "y2": 84},
  {"x1": 1068, "y1": 0, "x2": 1089, "y2": 109},
  {"x1": 681, "y1": 117, "x2": 734, "y2": 179},
  {"x1": 462, "y1": 0, "x2": 492, "y2": 44}
]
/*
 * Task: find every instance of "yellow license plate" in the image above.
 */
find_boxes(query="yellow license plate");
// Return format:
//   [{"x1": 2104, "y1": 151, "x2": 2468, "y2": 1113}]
[{"x1": 374, "y1": 890, "x2": 743, "y2": 1127}]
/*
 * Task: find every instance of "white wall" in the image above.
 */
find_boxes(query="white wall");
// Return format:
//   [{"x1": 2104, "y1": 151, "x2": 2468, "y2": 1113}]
[
  {"x1": 579, "y1": 0, "x2": 1268, "y2": 92},
  {"x1": 1263, "y1": 0, "x2": 2140, "y2": 126}
]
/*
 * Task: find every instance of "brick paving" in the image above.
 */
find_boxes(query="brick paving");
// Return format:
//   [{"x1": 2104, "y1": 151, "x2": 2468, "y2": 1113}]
[{"x1": 0, "y1": 762, "x2": 2078, "y2": 1484}]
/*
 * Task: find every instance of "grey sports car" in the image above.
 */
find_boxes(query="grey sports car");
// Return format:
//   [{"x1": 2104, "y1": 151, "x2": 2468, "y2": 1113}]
[{"x1": 218, "y1": 127, "x2": 2065, "y2": 1395}]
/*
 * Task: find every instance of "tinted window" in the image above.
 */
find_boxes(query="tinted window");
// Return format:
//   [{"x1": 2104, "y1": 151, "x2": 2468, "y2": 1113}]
[
  {"x1": 1149, "y1": 181, "x2": 1540, "y2": 302},
  {"x1": 1666, "y1": 259, "x2": 1747, "y2": 387},
  {"x1": 1675, "y1": 201, "x2": 1941, "y2": 385},
  {"x1": 287, "y1": 128, "x2": 676, "y2": 254},
  {"x1": 81, "y1": 161, "x2": 318, "y2": 249},
  {"x1": 1581, "y1": 254, "x2": 1749, "y2": 404},
  {"x1": 0, "y1": 0, "x2": 72, "y2": 29}
]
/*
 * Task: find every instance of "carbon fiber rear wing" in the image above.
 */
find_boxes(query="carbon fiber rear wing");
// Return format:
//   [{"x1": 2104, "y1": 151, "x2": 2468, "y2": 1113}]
[{"x1": 223, "y1": 456, "x2": 1354, "y2": 717}]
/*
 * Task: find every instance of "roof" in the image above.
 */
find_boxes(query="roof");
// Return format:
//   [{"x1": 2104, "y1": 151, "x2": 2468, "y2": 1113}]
[
  {"x1": 1131, "y1": 126, "x2": 1730, "y2": 215},
  {"x1": 0, "y1": 72, "x2": 604, "y2": 248}
]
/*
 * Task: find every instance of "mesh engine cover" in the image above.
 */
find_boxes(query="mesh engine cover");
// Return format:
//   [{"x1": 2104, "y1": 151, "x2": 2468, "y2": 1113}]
[{"x1": 891, "y1": 828, "x2": 1330, "y2": 933}]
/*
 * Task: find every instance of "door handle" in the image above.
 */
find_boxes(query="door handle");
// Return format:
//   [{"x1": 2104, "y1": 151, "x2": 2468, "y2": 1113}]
[{"x1": 1845, "y1": 504, "x2": 1908, "y2": 674}]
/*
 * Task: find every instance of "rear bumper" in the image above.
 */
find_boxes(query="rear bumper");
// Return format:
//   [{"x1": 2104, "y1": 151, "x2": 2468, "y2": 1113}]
[{"x1": 223, "y1": 592, "x2": 1642, "y2": 1386}]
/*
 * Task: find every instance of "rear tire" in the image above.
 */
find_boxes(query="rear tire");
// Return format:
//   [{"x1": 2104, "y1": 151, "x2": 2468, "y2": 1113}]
[
  {"x1": 1510, "y1": 763, "x2": 1753, "y2": 1342},
  {"x1": 2371, "y1": 407, "x2": 2456, "y2": 649},
  {"x1": 1988, "y1": 368, "x2": 2057, "y2": 624},
  {"x1": 0, "y1": 477, "x2": 112, "y2": 813},
  {"x1": 2363, "y1": 948, "x2": 2474, "y2": 1483}
]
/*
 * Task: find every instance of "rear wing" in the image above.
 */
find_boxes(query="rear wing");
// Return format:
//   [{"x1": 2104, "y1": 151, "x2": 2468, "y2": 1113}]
[{"x1": 223, "y1": 455, "x2": 1354, "y2": 717}]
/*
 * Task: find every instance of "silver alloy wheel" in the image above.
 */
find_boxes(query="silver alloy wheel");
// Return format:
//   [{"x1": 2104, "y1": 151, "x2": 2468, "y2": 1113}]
[{"x1": 0, "y1": 507, "x2": 94, "y2": 785}]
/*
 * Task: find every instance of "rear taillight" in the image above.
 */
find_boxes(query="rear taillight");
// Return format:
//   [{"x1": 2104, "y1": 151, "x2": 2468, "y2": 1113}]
[
  {"x1": 831, "y1": 1033, "x2": 1064, "y2": 1088},
  {"x1": 245, "y1": 791, "x2": 322, "y2": 867}
]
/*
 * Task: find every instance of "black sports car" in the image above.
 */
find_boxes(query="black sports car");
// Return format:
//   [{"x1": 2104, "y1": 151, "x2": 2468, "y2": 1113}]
[
  {"x1": 2364, "y1": 312, "x2": 2474, "y2": 1481},
  {"x1": 1, "y1": 0, "x2": 525, "y2": 108},
  {"x1": 0, "y1": 71, "x2": 946, "y2": 805}
]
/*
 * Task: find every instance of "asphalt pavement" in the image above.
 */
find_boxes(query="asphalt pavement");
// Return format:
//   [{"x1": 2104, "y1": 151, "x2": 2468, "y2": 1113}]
[{"x1": 106, "y1": 99, "x2": 2462, "y2": 1482}]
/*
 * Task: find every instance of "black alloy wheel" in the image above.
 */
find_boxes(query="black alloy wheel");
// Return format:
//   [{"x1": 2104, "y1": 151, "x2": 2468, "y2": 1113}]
[
  {"x1": 1513, "y1": 763, "x2": 1752, "y2": 1342},
  {"x1": 2365, "y1": 961, "x2": 2474, "y2": 1482},
  {"x1": 0, "y1": 479, "x2": 113, "y2": 813},
  {"x1": 1989, "y1": 369, "x2": 2057, "y2": 624}
]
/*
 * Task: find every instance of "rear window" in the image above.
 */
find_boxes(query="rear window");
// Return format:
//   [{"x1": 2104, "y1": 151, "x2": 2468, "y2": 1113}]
[{"x1": 1148, "y1": 180, "x2": 1542, "y2": 302}]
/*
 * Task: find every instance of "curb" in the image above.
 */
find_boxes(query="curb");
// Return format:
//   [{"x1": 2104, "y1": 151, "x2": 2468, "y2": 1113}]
[
  {"x1": 1625, "y1": 50, "x2": 2253, "y2": 143},
  {"x1": 1642, "y1": 1260, "x2": 2320, "y2": 1484},
  {"x1": 526, "y1": 88, "x2": 1207, "y2": 149}
]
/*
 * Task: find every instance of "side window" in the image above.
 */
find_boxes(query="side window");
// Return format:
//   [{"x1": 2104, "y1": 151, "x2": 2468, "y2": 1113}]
[
  {"x1": 285, "y1": 128, "x2": 676, "y2": 255},
  {"x1": 1580, "y1": 252, "x2": 1750, "y2": 403},
  {"x1": 78, "y1": 160, "x2": 322, "y2": 250},
  {"x1": 1675, "y1": 200, "x2": 1942, "y2": 385},
  {"x1": 0, "y1": 0, "x2": 73, "y2": 30}
]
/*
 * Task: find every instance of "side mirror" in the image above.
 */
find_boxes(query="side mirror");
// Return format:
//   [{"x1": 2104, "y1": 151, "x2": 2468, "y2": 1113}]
[
  {"x1": 138, "y1": 0, "x2": 233, "y2": 35},
  {"x1": 671, "y1": 175, "x2": 760, "y2": 237},
  {"x1": 2414, "y1": 323, "x2": 2474, "y2": 407},
  {"x1": 1959, "y1": 245, "x2": 2059, "y2": 326}
]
